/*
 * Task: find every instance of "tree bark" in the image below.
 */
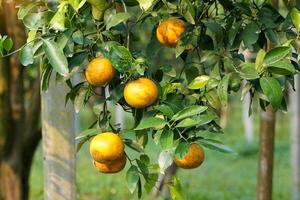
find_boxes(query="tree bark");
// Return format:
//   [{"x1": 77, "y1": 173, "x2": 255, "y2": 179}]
[
  {"x1": 243, "y1": 50, "x2": 255, "y2": 144},
  {"x1": 152, "y1": 162, "x2": 178, "y2": 199},
  {"x1": 41, "y1": 75, "x2": 76, "y2": 200},
  {"x1": 0, "y1": 1, "x2": 41, "y2": 199},
  {"x1": 256, "y1": 106, "x2": 276, "y2": 200},
  {"x1": 0, "y1": 1, "x2": 25, "y2": 199},
  {"x1": 290, "y1": 74, "x2": 300, "y2": 200},
  {"x1": 242, "y1": 91, "x2": 254, "y2": 144}
]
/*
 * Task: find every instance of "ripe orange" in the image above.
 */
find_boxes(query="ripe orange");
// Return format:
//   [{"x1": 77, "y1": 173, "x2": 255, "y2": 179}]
[
  {"x1": 174, "y1": 143, "x2": 205, "y2": 169},
  {"x1": 123, "y1": 77, "x2": 158, "y2": 108},
  {"x1": 93, "y1": 154, "x2": 127, "y2": 173},
  {"x1": 156, "y1": 18, "x2": 186, "y2": 48},
  {"x1": 85, "y1": 57, "x2": 115, "y2": 86},
  {"x1": 89, "y1": 132, "x2": 125, "y2": 163}
]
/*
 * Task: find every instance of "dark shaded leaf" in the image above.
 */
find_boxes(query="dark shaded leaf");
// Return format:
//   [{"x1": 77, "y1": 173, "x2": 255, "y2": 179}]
[
  {"x1": 260, "y1": 77, "x2": 283, "y2": 110},
  {"x1": 126, "y1": 166, "x2": 140, "y2": 193}
]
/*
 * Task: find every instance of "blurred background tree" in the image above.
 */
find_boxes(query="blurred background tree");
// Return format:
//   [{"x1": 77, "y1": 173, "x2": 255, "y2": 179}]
[{"x1": 0, "y1": 0, "x2": 41, "y2": 199}]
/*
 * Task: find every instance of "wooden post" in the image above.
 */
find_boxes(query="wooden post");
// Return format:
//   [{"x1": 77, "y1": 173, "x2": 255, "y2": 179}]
[
  {"x1": 290, "y1": 74, "x2": 300, "y2": 200},
  {"x1": 41, "y1": 76, "x2": 76, "y2": 200},
  {"x1": 256, "y1": 106, "x2": 276, "y2": 200},
  {"x1": 242, "y1": 91, "x2": 254, "y2": 143},
  {"x1": 152, "y1": 162, "x2": 178, "y2": 199},
  {"x1": 243, "y1": 50, "x2": 255, "y2": 144}
]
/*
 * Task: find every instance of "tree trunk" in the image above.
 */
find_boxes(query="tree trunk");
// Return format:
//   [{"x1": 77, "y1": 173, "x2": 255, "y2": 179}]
[
  {"x1": 41, "y1": 76, "x2": 76, "y2": 200},
  {"x1": 0, "y1": 1, "x2": 25, "y2": 199},
  {"x1": 152, "y1": 162, "x2": 178, "y2": 199},
  {"x1": 242, "y1": 89, "x2": 254, "y2": 144},
  {"x1": 290, "y1": 74, "x2": 300, "y2": 200},
  {"x1": 243, "y1": 50, "x2": 255, "y2": 144},
  {"x1": 256, "y1": 106, "x2": 276, "y2": 200},
  {"x1": 116, "y1": 105, "x2": 124, "y2": 129},
  {"x1": 0, "y1": 1, "x2": 41, "y2": 199}
]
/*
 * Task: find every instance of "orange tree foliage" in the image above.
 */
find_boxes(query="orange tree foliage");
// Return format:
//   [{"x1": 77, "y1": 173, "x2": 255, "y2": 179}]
[{"x1": 1, "y1": 0, "x2": 300, "y2": 198}]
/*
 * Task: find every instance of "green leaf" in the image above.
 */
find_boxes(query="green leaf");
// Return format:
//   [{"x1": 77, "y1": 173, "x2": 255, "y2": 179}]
[
  {"x1": 144, "y1": 173, "x2": 159, "y2": 193},
  {"x1": 23, "y1": 11, "x2": 53, "y2": 30},
  {"x1": 56, "y1": 29, "x2": 74, "y2": 50},
  {"x1": 217, "y1": 75, "x2": 230, "y2": 106},
  {"x1": 205, "y1": 90, "x2": 221, "y2": 110},
  {"x1": 158, "y1": 150, "x2": 174, "y2": 174},
  {"x1": 175, "y1": 142, "x2": 189, "y2": 160},
  {"x1": 72, "y1": 30, "x2": 84, "y2": 45},
  {"x1": 260, "y1": 77, "x2": 283, "y2": 110},
  {"x1": 255, "y1": 49, "x2": 266, "y2": 73},
  {"x1": 88, "y1": 0, "x2": 109, "y2": 20},
  {"x1": 137, "y1": 178, "x2": 142, "y2": 198},
  {"x1": 242, "y1": 23, "x2": 260, "y2": 49},
  {"x1": 69, "y1": 0, "x2": 86, "y2": 11},
  {"x1": 124, "y1": 139, "x2": 144, "y2": 152},
  {"x1": 106, "y1": 12, "x2": 130, "y2": 30},
  {"x1": 135, "y1": 117, "x2": 167, "y2": 130},
  {"x1": 239, "y1": 63, "x2": 260, "y2": 80},
  {"x1": 169, "y1": 176, "x2": 187, "y2": 200},
  {"x1": 188, "y1": 75, "x2": 210, "y2": 90},
  {"x1": 198, "y1": 139, "x2": 235, "y2": 154},
  {"x1": 266, "y1": 29, "x2": 278, "y2": 45},
  {"x1": 291, "y1": 8, "x2": 300, "y2": 32},
  {"x1": 126, "y1": 166, "x2": 140, "y2": 193},
  {"x1": 155, "y1": 104, "x2": 174, "y2": 118},
  {"x1": 176, "y1": 114, "x2": 214, "y2": 128},
  {"x1": 41, "y1": 65, "x2": 53, "y2": 91},
  {"x1": 140, "y1": 154, "x2": 150, "y2": 165},
  {"x1": 43, "y1": 39, "x2": 69, "y2": 76},
  {"x1": 263, "y1": 46, "x2": 291, "y2": 66},
  {"x1": 18, "y1": 2, "x2": 42, "y2": 19},
  {"x1": 175, "y1": 42, "x2": 185, "y2": 58},
  {"x1": 3, "y1": 38, "x2": 13, "y2": 52},
  {"x1": 74, "y1": 88, "x2": 88, "y2": 113},
  {"x1": 228, "y1": 20, "x2": 242, "y2": 46},
  {"x1": 136, "y1": 0, "x2": 154, "y2": 11},
  {"x1": 50, "y1": 2, "x2": 68, "y2": 31},
  {"x1": 75, "y1": 128, "x2": 100, "y2": 152},
  {"x1": 206, "y1": 20, "x2": 223, "y2": 47},
  {"x1": 107, "y1": 45, "x2": 133, "y2": 72},
  {"x1": 179, "y1": 0, "x2": 195, "y2": 24},
  {"x1": 19, "y1": 45, "x2": 34, "y2": 66},
  {"x1": 267, "y1": 60, "x2": 296, "y2": 75},
  {"x1": 172, "y1": 105, "x2": 207, "y2": 121},
  {"x1": 160, "y1": 130, "x2": 174, "y2": 150}
]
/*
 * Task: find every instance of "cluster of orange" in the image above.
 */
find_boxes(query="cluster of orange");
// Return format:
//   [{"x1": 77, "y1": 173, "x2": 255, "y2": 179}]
[
  {"x1": 86, "y1": 18, "x2": 205, "y2": 173},
  {"x1": 90, "y1": 132, "x2": 126, "y2": 173}
]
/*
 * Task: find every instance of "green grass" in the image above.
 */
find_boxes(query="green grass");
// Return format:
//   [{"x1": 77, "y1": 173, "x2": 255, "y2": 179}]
[{"x1": 29, "y1": 99, "x2": 292, "y2": 200}]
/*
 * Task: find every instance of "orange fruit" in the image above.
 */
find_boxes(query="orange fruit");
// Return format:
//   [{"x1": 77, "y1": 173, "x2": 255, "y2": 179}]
[
  {"x1": 89, "y1": 132, "x2": 125, "y2": 163},
  {"x1": 123, "y1": 77, "x2": 158, "y2": 108},
  {"x1": 174, "y1": 143, "x2": 205, "y2": 169},
  {"x1": 85, "y1": 57, "x2": 115, "y2": 86},
  {"x1": 156, "y1": 18, "x2": 186, "y2": 48},
  {"x1": 93, "y1": 154, "x2": 127, "y2": 173}
]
